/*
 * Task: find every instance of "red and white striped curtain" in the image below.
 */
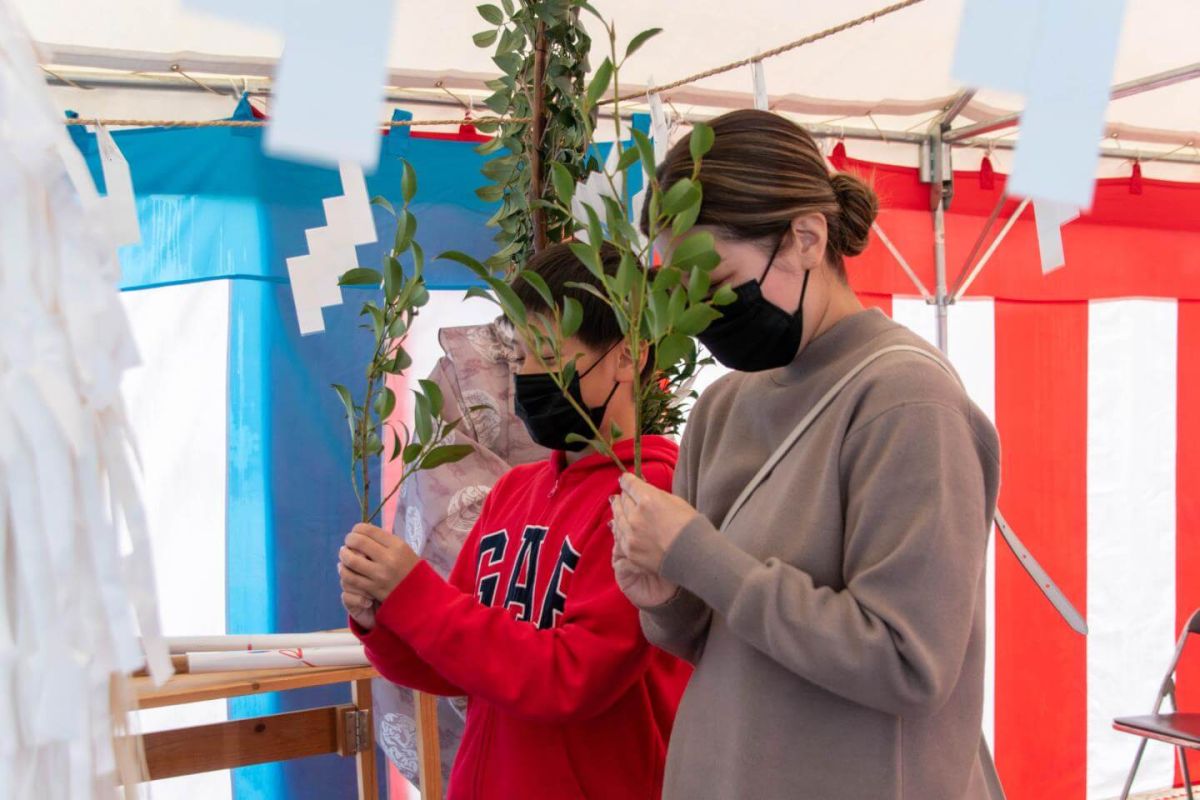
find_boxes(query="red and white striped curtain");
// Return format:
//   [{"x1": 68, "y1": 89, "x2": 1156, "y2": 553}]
[{"x1": 386, "y1": 155, "x2": 1200, "y2": 799}]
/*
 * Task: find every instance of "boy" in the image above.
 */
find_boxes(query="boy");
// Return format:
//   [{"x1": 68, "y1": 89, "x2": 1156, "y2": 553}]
[{"x1": 338, "y1": 242, "x2": 689, "y2": 799}]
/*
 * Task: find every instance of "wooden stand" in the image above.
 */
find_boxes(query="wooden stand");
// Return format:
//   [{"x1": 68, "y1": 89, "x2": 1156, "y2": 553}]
[
  {"x1": 413, "y1": 690, "x2": 444, "y2": 800},
  {"x1": 126, "y1": 665, "x2": 379, "y2": 798}
]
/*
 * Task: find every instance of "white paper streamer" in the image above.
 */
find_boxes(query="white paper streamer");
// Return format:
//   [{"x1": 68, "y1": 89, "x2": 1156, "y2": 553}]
[
  {"x1": 95, "y1": 125, "x2": 140, "y2": 250},
  {"x1": 166, "y1": 632, "x2": 359, "y2": 653},
  {"x1": 0, "y1": 3, "x2": 169, "y2": 795},
  {"x1": 287, "y1": 161, "x2": 378, "y2": 334},
  {"x1": 185, "y1": 646, "x2": 369, "y2": 673},
  {"x1": 1033, "y1": 198, "x2": 1080, "y2": 274},
  {"x1": 751, "y1": 60, "x2": 769, "y2": 111}
]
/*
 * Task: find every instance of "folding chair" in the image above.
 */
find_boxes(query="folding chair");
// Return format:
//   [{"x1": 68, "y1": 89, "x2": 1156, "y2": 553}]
[{"x1": 1113, "y1": 608, "x2": 1200, "y2": 800}]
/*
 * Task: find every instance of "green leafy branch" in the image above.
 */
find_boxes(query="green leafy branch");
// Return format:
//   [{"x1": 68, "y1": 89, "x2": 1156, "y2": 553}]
[
  {"x1": 450, "y1": 12, "x2": 733, "y2": 476},
  {"x1": 472, "y1": 0, "x2": 596, "y2": 273},
  {"x1": 333, "y1": 160, "x2": 473, "y2": 524}
]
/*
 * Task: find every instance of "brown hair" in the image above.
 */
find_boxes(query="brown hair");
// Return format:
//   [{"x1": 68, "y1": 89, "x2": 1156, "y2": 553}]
[{"x1": 644, "y1": 109, "x2": 879, "y2": 278}]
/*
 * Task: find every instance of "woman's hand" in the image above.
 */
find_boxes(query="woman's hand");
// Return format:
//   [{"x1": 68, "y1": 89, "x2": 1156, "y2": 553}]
[
  {"x1": 337, "y1": 523, "x2": 421, "y2": 603},
  {"x1": 612, "y1": 545, "x2": 679, "y2": 608},
  {"x1": 610, "y1": 473, "x2": 699, "y2": 574}
]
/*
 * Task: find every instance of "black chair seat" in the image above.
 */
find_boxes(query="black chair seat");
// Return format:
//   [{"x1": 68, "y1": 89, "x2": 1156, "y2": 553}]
[{"x1": 1114, "y1": 713, "x2": 1200, "y2": 747}]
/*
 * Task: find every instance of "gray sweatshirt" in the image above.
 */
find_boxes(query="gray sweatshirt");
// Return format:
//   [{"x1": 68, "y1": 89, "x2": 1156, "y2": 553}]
[{"x1": 642, "y1": 309, "x2": 1002, "y2": 800}]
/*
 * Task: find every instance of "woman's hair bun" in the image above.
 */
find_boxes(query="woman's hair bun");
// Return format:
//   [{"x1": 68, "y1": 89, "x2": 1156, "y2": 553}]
[{"x1": 829, "y1": 172, "x2": 879, "y2": 258}]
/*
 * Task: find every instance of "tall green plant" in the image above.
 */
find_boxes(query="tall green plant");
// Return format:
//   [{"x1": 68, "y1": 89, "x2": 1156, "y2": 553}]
[
  {"x1": 445, "y1": 11, "x2": 732, "y2": 477},
  {"x1": 472, "y1": 0, "x2": 595, "y2": 273},
  {"x1": 333, "y1": 160, "x2": 473, "y2": 523}
]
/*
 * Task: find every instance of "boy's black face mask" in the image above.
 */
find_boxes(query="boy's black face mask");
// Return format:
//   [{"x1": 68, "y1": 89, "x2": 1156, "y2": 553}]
[
  {"x1": 514, "y1": 345, "x2": 619, "y2": 452},
  {"x1": 697, "y1": 236, "x2": 811, "y2": 373}
]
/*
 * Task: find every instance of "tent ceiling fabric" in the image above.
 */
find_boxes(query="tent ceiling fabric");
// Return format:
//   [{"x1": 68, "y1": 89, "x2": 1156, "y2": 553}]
[
  {"x1": 19, "y1": 0, "x2": 1200, "y2": 185},
  {"x1": 19, "y1": 0, "x2": 1200, "y2": 133}
]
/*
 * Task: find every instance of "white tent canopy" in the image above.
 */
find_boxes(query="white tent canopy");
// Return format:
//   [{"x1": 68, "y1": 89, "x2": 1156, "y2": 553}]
[{"x1": 17, "y1": 0, "x2": 1200, "y2": 180}]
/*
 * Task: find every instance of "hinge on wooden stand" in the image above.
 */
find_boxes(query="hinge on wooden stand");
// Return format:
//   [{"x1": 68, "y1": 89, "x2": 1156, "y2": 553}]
[{"x1": 338, "y1": 707, "x2": 371, "y2": 756}]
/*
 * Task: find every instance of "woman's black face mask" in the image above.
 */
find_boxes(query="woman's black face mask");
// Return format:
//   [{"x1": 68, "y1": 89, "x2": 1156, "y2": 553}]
[
  {"x1": 698, "y1": 236, "x2": 811, "y2": 372},
  {"x1": 514, "y1": 344, "x2": 619, "y2": 452}
]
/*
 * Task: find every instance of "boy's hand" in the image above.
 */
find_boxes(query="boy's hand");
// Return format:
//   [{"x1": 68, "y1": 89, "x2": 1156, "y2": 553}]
[
  {"x1": 341, "y1": 589, "x2": 376, "y2": 630},
  {"x1": 338, "y1": 523, "x2": 421, "y2": 603}
]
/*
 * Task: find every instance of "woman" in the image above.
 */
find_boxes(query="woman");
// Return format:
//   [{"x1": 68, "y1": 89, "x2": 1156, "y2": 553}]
[{"x1": 611, "y1": 109, "x2": 1003, "y2": 799}]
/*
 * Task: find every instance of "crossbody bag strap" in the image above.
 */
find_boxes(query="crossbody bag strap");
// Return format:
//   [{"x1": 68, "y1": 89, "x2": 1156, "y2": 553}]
[{"x1": 719, "y1": 345, "x2": 949, "y2": 531}]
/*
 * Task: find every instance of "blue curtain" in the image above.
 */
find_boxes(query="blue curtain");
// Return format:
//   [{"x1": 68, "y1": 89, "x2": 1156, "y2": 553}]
[{"x1": 70, "y1": 97, "x2": 643, "y2": 799}]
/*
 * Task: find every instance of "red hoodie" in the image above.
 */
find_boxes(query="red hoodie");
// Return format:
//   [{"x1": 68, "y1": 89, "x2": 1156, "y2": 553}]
[{"x1": 352, "y1": 435, "x2": 690, "y2": 800}]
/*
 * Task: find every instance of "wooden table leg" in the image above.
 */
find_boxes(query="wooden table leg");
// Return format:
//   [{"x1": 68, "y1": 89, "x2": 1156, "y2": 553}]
[
  {"x1": 352, "y1": 678, "x2": 378, "y2": 800},
  {"x1": 414, "y1": 690, "x2": 444, "y2": 800}
]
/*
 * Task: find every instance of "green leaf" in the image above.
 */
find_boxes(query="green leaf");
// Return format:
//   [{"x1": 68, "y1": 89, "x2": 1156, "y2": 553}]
[
  {"x1": 615, "y1": 251, "x2": 637, "y2": 295},
  {"x1": 402, "y1": 442, "x2": 423, "y2": 464},
  {"x1": 656, "y1": 332, "x2": 694, "y2": 370},
  {"x1": 475, "y1": 135, "x2": 506, "y2": 156},
  {"x1": 549, "y1": 162, "x2": 575, "y2": 204},
  {"x1": 439, "y1": 250, "x2": 491, "y2": 279},
  {"x1": 420, "y1": 444, "x2": 475, "y2": 470},
  {"x1": 631, "y1": 129, "x2": 655, "y2": 176},
  {"x1": 413, "y1": 391, "x2": 434, "y2": 443},
  {"x1": 493, "y1": 51, "x2": 522, "y2": 77},
  {"x1": 481, "y1": 154, "x2": 518, "y2": 182},
  {"x1": 383, "y1": 346, "x2": 413, "y2": 374},
  {"x1": 477, "y1": 3, "x2": 504, "y2": 24},
  {"x1": 616, "y1": 145, "x2": 642, "y2": 174},
  {"x1": 668, "y1": 286, "x2": 687, "y2": 325},
  {"x1": 670, "y1": 231, "x2": 720, "y2": 271},
  {"x1": 518, "y1": 270, "x2": 555, "y2": 309},
  {"x1": 331, "y1": 384, "x2": 355, "y2": 442},
  {"x1": 687, "y1": 267, "x2": 711, "y2": 304},
  {"x1": 489, "y1": 276, "x2": 528, "y2": 325},
  {"x1": 411, "y1": 241, "x2": 425, "y2": 274},
  {"x1": 583, "y1": 204, "x2": 604, "y2": 254},
  {"x1": 561, "y1": 296, "x2": 583, "y2": 338},
  {"x1": 411, "y1": 283, "x2": 430, "y2": 308},
  {"x1": 393, "y1": 209, "x2": 416, "y2": 254},
  {"x1": 649, "y1": 286, "x2": 669, "y2": 339},
  {"x1": 401, "y1": 159, "x2": 418, "y2": 205},
  {"x1": 339, "y1": 267, "x2": 382, "y2": 287},
  {"x1": 389, "y1": 427, "x2": 402, "y2": 462},
  {"x1": 712, "y1": 284, "x2": 738, "y2": 306},
  {"x1": 662, "y1": 178, "x2": 701, "y2": 216},
  {"x1": 652, "y1": 266, "x2": 682, "y2": 292},
  {"x1": 585, "y1": 58, "x2": 613, "y2": 109},
  {"x1": 564, "y1": 280, "x2": 610, "y2": 305},
  {"x1": 373, "y1": 387, "x2": 397, "y2": 419},
  {"x1": 475, "y1": 183, "x2": 505, "y2": 203},
  {"x1": 473, "y1": 29, "x2": 499, "y2": 47},
  {"x1": 560, "y1": 357, "x2": 578, "y2": 389},
  {"x1": 568, "y1": 242, "x2": 603, "y2": 280},
  {"x1": 418, "y1": 379, "x2": 445, "y2": 418},
  {"x1": 625, "y1": 27, "x2": 662, "y2": 59},
  {"x1": 466, "y1": 285, "x2": 499, "y2": 306},
  {"x1": 484, "y1": 90, "x2": 510, "y2": 115},
  {"x1": 690, "y1": 122, "x2": 715, "y2": 162},
  {"x1": 364, "y1": 303, "x2": 385, "y2": 339},
  {"x1": 564, "y1": 432, "x2": 591, "y2": 447},
  {"x1": 674, "y1": 304, "x2": 723, "y2": 336},
  {"x1": 384, "y1": 256, "x2": 403, "y2": 302},
  {"x1": 371, "y1": 195, "x2": 395, "y2": 216},
  {"x1": 501, "y1": 0, "x2": 514, "y2": 13},
  {"x1": 671, "y1": 192, "x2": 703, "y2": 236},
  {"x1": 387, "y1": 315, "x2": 407, "y2": 339}
]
